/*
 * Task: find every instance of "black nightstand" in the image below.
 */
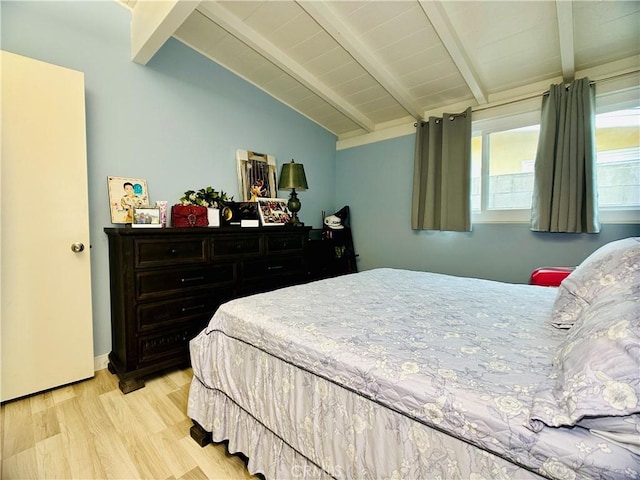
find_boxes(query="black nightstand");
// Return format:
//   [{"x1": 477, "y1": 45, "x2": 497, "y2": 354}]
[{"x1": 308, "y1": 227, "x2": 358, "y2": 280}]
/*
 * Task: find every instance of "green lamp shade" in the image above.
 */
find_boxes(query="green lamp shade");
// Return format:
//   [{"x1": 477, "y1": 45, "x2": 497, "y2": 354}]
[{"x1": 278, "y1": 159, "x2": 308, "y2": 191}]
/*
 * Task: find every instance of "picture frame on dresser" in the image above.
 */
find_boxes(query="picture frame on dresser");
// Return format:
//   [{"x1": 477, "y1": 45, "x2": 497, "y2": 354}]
[
  {"x1": 236, "y1": 149, "x2": 277, "y2": 202},
  {"x1": 257, "y1": 198, "x2": 291, "y2": 226},
  {"x1": 132, "y1": 207, "x2": 161, "y2": 228},
  {"x1": 107, "y1": 176, "x2": 149, "y2": 224}
]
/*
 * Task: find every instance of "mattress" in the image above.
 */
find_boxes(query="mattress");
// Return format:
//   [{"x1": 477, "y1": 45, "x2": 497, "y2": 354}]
[{"x1": 188, "y1": 268, "x2": 639, "y2": 479}]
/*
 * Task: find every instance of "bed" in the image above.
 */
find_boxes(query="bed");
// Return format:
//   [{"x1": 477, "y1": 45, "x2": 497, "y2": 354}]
[{"x1": 187, "y1": 237, "x2": 639, "y2": 479}]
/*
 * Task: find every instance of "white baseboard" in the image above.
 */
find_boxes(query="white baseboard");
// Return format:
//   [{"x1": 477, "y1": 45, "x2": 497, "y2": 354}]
[{"x1": 94, "y1": 354, "x2": 109, "y2": 372}]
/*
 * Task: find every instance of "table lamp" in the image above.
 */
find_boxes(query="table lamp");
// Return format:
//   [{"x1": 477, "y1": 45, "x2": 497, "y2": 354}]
[{"x1": 278, "y1": 159, "x2": 308, "y2": 226}]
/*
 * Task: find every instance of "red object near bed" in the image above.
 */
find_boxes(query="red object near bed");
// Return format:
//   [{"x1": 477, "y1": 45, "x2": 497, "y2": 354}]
[{"x1": 530, "y1": 267, "x2": 574, "y2": 287}]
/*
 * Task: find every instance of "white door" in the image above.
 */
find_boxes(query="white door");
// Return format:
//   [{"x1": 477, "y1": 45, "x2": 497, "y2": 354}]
[{"x1": 1, "y1": 51, "x2": 94, "y2": 402}]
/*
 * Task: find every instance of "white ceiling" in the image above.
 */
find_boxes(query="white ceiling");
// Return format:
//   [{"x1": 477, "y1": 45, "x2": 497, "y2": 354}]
[{"x1": 122, "y1": 1, "x2": 640, "y2": 143}]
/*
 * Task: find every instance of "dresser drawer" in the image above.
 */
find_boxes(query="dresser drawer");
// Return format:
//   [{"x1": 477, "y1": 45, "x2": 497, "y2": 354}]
[
  {"x1": 242, "y1": 255, "x2": 305, "y2": 279},
  {"x1": 212, "y1": 236, "x2": 262, "y2": 257},
  {"x1": 137, "y1": 325, "x2": 200, "y2": 367},
  {"x1": 267, "y1": 233, "x2": 305, "y2": 253},
  {"x1": 136, "y1": 264, "x2": 235, "y2": 300},
  {"x1": 137, "y1": 289, "x2": 232, "y2": 332},
  {"x1": 135, "y1": 238, "x2": 207, "y2": 268}
]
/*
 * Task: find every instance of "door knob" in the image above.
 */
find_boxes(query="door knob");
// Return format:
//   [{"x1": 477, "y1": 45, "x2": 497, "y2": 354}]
[{"x1": 71, "y1": 242, "x2": 85, "y2": 253}]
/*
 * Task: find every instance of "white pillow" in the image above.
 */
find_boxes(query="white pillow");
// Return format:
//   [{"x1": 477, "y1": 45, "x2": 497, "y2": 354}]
[
  {"x1": 528, "y1": 295, "x2": 640, "y2": 432},
  {"x1": 552, "y1": 237, "x2": 640, "y2": 328}
]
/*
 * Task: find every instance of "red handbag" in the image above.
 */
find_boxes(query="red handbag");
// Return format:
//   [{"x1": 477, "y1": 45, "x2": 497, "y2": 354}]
[{"x1": 171, "y1": 205, "x2": 208, "y2": 227}]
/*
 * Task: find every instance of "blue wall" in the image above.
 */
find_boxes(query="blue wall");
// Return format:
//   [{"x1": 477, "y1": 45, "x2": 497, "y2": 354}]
[
  {"x1": 1, "y1": 1, "x2": 337, "y2": 357},
  {"x1": 336, "y1": 135, "x2": 639, "y2": 283}
]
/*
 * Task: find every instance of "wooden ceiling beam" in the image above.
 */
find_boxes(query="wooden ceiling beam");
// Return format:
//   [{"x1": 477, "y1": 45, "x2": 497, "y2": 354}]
[
  {"x1": 131, "y1": 0, "x2": 200, "y2": 65},
  {"x1": 418, "y1": 1, "x2": 487, "y2": 106},
  {"x1": 555, "y1": 0, "x2": 576, "y2": 83}
]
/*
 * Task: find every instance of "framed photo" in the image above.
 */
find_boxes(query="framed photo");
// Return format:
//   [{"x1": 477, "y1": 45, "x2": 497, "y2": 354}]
[
  {"x1": 131, "y1": 207, "x2": 161, "y2": 228},
  {"x1": 238, "y1": 201, "x2": 260, "y2": 227},
  {"x1": 257, "y1": 198, "x2": 291, "y2": 226},
  {"x1": 108, "y1": 176, "x2": 149, "y2": 224},
  {"x1": 236, "y1": 150, "x2": 277, "y2": 202}
]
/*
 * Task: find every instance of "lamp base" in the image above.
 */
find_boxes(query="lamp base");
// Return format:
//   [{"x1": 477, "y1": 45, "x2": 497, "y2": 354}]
[
  {"x1": 287, "y1": 189, "x2": 304, "y2": 227},
  {"x1": 289, "y1": 214, "x2": 304, "y2": 227}
]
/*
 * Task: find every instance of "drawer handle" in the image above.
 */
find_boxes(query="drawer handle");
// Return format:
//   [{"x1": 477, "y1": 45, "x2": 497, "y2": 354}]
[
  {"x1": 182, "y1": 304, "x2": 205, "y2": 313},
  {"x1": 181, "y1": 276, "x2": 205, "y2": 283},
  {"x1": 267, "y1": 265, "x2": 284, "y2": 271},
  {"x1": 169, "y1": 248, "x2": 178, "y2": 254}
]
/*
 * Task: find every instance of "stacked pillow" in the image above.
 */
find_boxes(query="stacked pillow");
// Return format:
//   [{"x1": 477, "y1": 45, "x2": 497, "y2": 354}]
[
  {"x1": 552, "y1": 237, "x2": 640, "y2": 328},
  {"x1": 527, "y1": 237, "x2": 640, "y2": 453}
]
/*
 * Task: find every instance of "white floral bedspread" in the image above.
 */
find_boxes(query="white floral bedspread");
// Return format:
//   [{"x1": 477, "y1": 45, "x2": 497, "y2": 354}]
[{"x1": 188, "y1": 268, "x2": 639, "y2": 479}]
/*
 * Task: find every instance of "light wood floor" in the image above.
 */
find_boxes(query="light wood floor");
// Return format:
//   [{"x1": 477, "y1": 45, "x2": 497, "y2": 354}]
[{"x1": 1, "y1": 367, "x2": 255, "y2": 479}]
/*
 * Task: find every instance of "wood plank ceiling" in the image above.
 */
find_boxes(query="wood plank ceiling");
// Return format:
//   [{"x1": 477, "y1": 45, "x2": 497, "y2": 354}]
[{"x1": 122, "y1": 1, "x2": 640, "y2": 142}]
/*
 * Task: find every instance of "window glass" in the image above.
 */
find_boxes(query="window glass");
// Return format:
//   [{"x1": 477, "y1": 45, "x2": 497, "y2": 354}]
[
  {"x1": 487, "y1": 125, "x2": 539, "y2": 210},
  {"x1": 471, "y1": 135, "x2": 482, "y2": 211},
  {"x1": 471, "y1": 123, "x2": 539, "y2": 213},
  {"x1": 595, "y1": 108, "x2": 640, "y2": 208}
]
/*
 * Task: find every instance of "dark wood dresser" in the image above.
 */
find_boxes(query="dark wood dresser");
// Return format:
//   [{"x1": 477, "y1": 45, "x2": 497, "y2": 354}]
[{"x1": 104, "y1": 226, "x2": 311, "y2": 393}]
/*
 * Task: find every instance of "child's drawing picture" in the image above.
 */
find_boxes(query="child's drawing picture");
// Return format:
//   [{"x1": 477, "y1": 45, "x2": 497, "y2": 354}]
[{"x1": 108, "y1": 176, "x2": 149, "y2": 224}]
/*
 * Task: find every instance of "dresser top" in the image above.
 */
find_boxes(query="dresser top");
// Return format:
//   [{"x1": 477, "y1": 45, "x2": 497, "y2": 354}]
[{"x1": 104, "y1": 226, "x2": 312, "y2": 236}]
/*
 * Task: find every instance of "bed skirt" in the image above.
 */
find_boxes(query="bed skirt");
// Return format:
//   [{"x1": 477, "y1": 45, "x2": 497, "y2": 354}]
[
  {"x1": 187, "y1": 328, "x2": 546, "y2": 480},
  {"x1": 189, "y1": 378, "x2": 329, "y2": 479}
]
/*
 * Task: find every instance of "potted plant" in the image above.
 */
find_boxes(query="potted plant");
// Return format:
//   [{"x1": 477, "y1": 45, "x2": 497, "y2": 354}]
[{"x1": 179, "y1": 186, "x2": 233, "y2": 208}]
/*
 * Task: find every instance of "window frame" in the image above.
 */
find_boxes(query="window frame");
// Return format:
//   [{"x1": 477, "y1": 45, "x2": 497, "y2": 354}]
[{"x1": 471, "y1": 88, "x2": 640, "y2": 224}]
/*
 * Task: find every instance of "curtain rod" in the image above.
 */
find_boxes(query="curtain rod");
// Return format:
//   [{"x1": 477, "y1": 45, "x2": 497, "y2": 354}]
[
  {"x1": 414, "y1": 69, "x2": 639, "y2": 124},
  {"x1": 471, "y1": 69, "x2": 639, "y2": 114}
]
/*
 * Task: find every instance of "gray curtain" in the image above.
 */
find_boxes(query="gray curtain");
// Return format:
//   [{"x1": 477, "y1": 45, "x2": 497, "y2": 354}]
[
  {"x1": 531, "y1": 77, "x2": 600, "y2": 233},
  {"x1": 412, "y1": 107, "x2": 472, "y2": 231}
]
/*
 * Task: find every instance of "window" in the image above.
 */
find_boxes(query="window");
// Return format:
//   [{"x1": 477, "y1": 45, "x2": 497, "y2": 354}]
[
  {"x1": 471, "y1": 94, "x2": 640, "y2": 223},
  {"x1": 595, "y1": 108, "x2": 640, "y2": 209},
  {"x1": 471, "y1": 125, "x2": 539, "y2": 213}
]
